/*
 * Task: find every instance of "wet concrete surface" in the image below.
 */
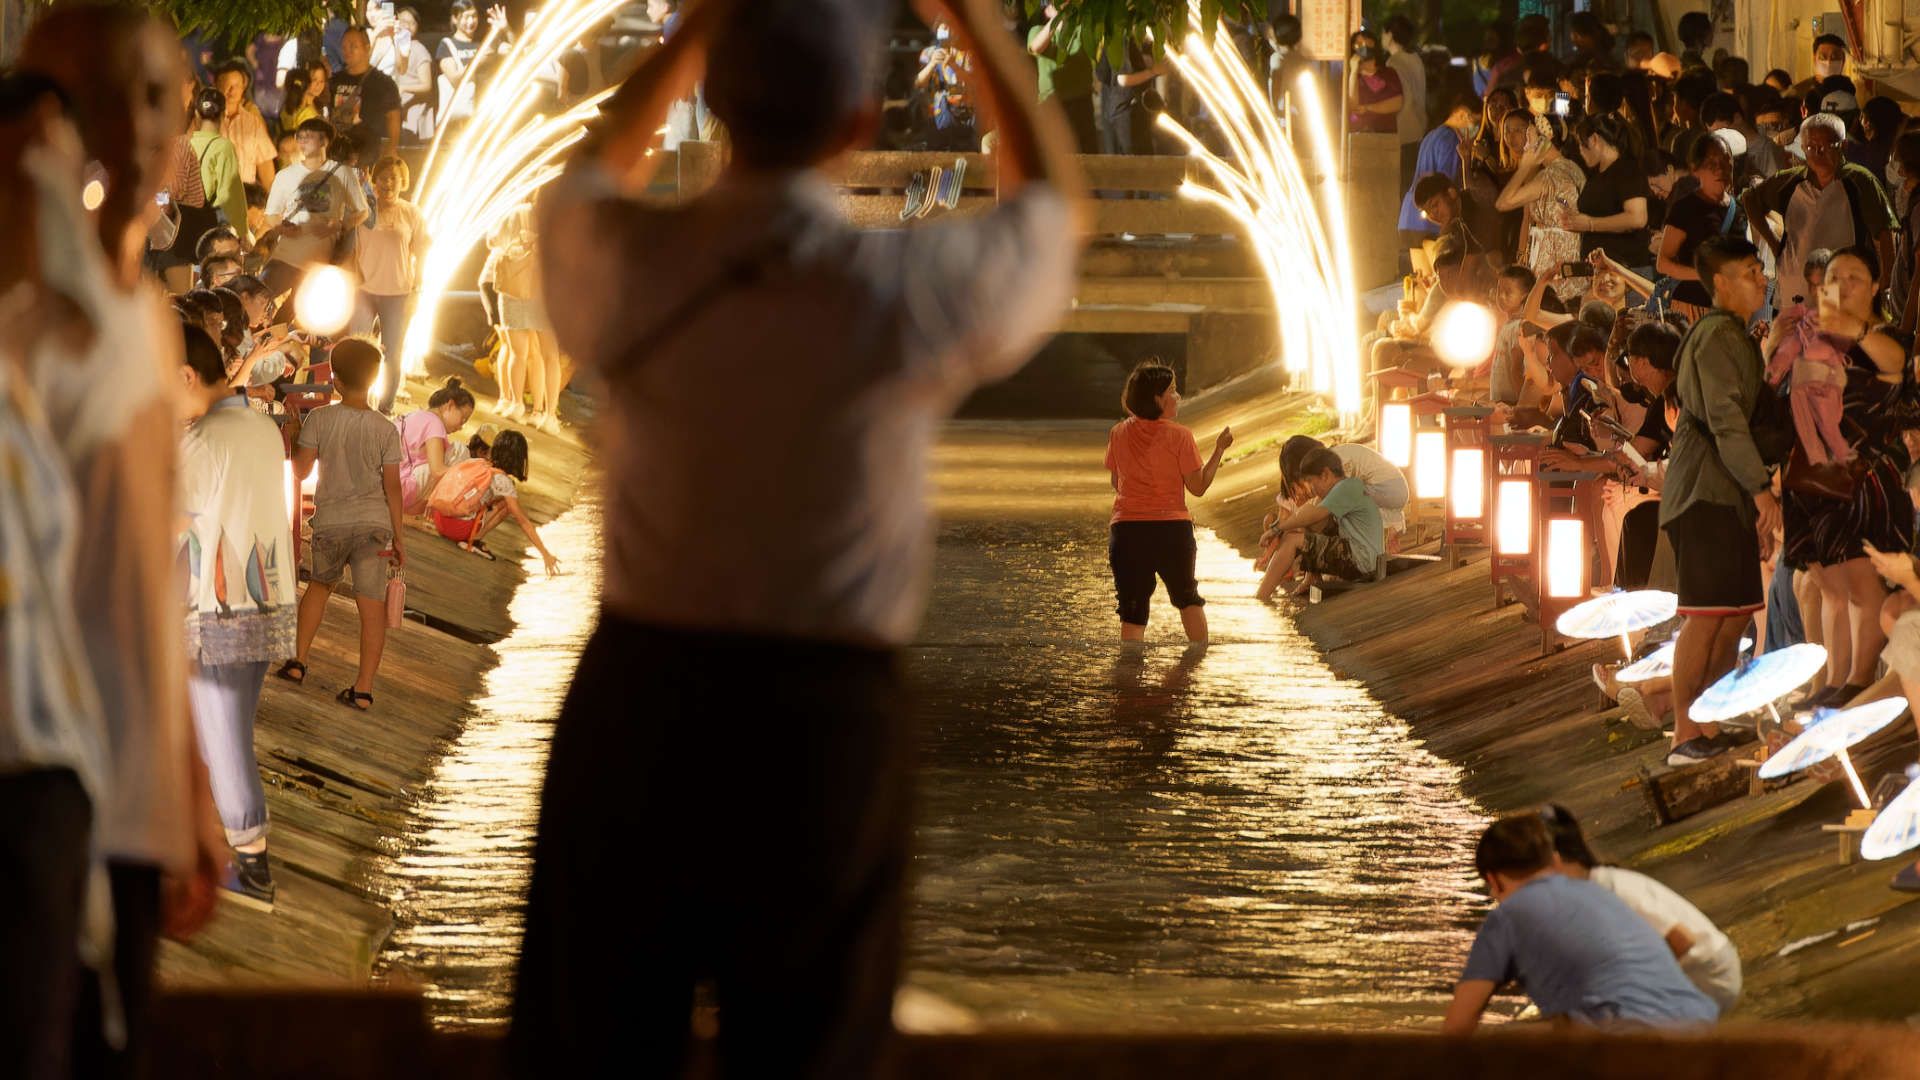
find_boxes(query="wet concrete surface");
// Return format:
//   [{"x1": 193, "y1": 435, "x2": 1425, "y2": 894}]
[{"x1": 375, "y1": 416, "x2": 1489, "y2": 1031}]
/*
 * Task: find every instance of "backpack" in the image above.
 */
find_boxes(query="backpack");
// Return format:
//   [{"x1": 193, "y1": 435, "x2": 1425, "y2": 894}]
[
  {"x1": 1680, "y1": 311, "x2": 1794, "y2": 468},
  {"x1": 427, "y1": 458, "x2": 500, "y2": 518}
]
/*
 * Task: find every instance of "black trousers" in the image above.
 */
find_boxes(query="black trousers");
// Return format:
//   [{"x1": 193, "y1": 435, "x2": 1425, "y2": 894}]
[
  {"x1": 0, "y1": 772, "x2": 160, "y2": 1080},
  {"x1": 509, "y1": 617, "x2": 912, "y2": 1079}
]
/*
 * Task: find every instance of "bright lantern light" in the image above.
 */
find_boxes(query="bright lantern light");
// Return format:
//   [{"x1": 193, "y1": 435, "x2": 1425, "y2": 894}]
[
  {"x1": 1380, "y1": 402, "x2": 1412, "y2": 467},
  {"x1": 1431, "y1": 301, "x2": 1498, "y2": 369},
  {"x1": 1450, "y1": 447, "x2": 1485, "y2": 520},
  {"x1": 1414, "y1": 430, "x2": 1447, "y2": 499},
  {"x1": 80, "y1": 178, "x2": 105, "y2": 211},
  {"x1": 294, "y1": 266, "x2": 355, "y2": 337},
  {"x1": 1546, "y1": 517, "x2": 1587, "y2": 598},
  {"x1": 1496, "y1": 479, "x2": 1532, "y2": 555}
]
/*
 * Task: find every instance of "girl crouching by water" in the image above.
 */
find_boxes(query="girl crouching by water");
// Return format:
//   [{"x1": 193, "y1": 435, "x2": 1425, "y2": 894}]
[
  {"x1": 1104, "y1": 359, "x2": 1232, "y2": 643},
  {"x1": 427, "y1": 428, "x2": 561, "y2": 575}
]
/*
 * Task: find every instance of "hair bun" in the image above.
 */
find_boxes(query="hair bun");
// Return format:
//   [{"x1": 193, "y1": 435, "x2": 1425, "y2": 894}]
[{"x1": 444, "y1": 375, "x2": 463, "y2": 390}]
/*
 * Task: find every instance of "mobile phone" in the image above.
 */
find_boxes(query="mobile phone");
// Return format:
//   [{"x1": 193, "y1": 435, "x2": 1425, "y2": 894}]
[
  {"x1": 1552, "y1": 92, "x2": 1572, "y2": 117},
  {"x1": 1561, "y1": 261, "x2": 1594, "y2": 277},
  {"x1": 155, "y1": 191, "x2": 171, "y2": 208},
  {"x1": 377, "y1": 0, "x2": 395, "y2": 18}
]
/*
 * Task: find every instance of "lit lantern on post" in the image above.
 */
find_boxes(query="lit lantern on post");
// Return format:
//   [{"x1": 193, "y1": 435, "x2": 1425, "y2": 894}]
[
  {"x1": 1537, "y1": 469, "x2": 1594, "y2": 651},
  {"x1": 1380, "y1": 401, "x2": 1413, "y2": 468},
  {"x1": 1442, "y1": 406, "x2": 1492, "y2": 565},
  {"x1": 1489, "y1": 433, "x2": 1546, "y2": 606},
  {"x1": 1431, "y1": 301, "x2": 1499, "y2": 370},
  {"x1": 1372, "y1": 367, "x2": 1425, "y2": 467}
]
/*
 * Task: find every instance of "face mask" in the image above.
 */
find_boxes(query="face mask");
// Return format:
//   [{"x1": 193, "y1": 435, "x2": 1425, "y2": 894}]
[
  {"x1": 1465, "y1": 119, "x2": 1482, "y2": 141},
  {"x1": 935, "y1": 27, "x2": 950, "y2": 44},
  {"x1": 1815, "y1": 59, "x2": 1843, "y2": 79}
]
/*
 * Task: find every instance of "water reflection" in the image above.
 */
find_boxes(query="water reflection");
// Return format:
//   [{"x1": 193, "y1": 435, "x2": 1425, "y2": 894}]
[
  {"x1": 377, "y1": 422, "x2": 1489, "y2": 1032},
  {"x1": 374, "y1": 493, "x2": 603, "y2": 1027},
  {"x1": 906, "y1": 423, "x2": 1489, "y2": 1030}
]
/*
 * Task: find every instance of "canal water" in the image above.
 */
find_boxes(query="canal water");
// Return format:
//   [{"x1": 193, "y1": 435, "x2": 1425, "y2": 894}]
[{"x1": 376, "y1": 420, "x2": 1489, "y2": 1029}]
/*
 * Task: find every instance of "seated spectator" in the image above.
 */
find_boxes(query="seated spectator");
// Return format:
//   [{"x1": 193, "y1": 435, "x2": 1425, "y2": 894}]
[
  {"x1": 397, "y1": 376, "x2": 477, "y2": 515},
  {"x1": 1255, "y1": 447, "x2": 1385, "y2": 600},
  {"x1": 427, "y1": 429, "x2": 561, "y2": 575},
  {"x1": 1271, "y1": 434, "x2": 1408, "y2": 544},
  {"x1": 1541, "y1": 805, "x2": 1742, "y2": 1012},
  {"x1": 198, "y1": 253, "x2": 243, "y2": 290},
  {"x1": 1441, "y1": 813, "x2": 1721, "y2": 1033},
  {"x1": 1486, "y1": 265, "x2": 1540, "y2": 404}
]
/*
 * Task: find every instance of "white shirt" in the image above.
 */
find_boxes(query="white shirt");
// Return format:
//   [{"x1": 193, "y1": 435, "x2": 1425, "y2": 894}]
[
  {"x1": 356, "y1": 198, "x2": 428, "y2": 295},
  {"x1": 179, "y1": 396, "x2": 299, "y2": 652},
  {"x1": 538, "y1": 163, "x2": 1075, "y2": 646},
  {"x1": 266, "y1": 159, "x2": 369, "y2": 270},
  {"x1": 1778, "y1": 177, "x2": 1856, "y2": 306},
  {"x1": 1387, "y1": 47, "x2": 1426, "y2": 146},
  {"x1": 1331, "y1": 442, "x2": 1410, "y2": 528},
  {"x1": 1590, "y1": 865, "x2": 1742, "y2": 1012}
]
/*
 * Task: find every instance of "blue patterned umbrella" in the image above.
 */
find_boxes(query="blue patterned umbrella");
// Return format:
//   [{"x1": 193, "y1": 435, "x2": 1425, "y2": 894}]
[
  {"x1": 1757, "y1": 698, "x2": 1908, "y2": 806},
  {"x1": 1616, "y1": 636, "x2": 1751, "y2": 684},
  {"x1": 1863, "y1": 766, "x2": 1920, "y2": 861},
  {"x1": 1556, "y1": 590, "x2": 1678, "y2": 659},
  {"x1": 1688, "y1": 643, "x2": 1828, "y2": 726}
]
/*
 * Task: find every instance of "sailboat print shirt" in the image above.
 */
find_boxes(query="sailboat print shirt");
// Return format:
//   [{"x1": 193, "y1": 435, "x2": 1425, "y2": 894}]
[{"x1": 178, "y1": 393, "x2": 298, "y2": 665}]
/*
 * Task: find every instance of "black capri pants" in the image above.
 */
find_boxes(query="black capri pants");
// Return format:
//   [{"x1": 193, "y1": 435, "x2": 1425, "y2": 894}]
[{"x1": 1109, "y1": 520, "x2": 1206, "y2": 626}]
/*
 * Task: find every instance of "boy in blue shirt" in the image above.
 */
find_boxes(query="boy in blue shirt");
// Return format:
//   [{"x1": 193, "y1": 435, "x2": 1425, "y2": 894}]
[
  {"x1": 1256, "y1": 447, "x2": 1386, "y2": 599},
  {"x1": 1443, "y1": 814, "x2": 1721, "y2": 1033}
]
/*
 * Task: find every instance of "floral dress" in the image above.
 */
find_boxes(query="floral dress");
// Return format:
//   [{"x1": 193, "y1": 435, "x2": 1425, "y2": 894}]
[
  {"x1": 1523, "y1": 156, "x2": 1587, "y2": 304},
  {"x1": 1781, "y1": 328, "x2": 1920, "y2": 569}
]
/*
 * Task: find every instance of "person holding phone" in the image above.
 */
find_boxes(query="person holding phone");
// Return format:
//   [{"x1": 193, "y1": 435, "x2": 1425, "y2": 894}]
[{"x1": 1495, "y1": 113, "x2": 1587, "y2": 300}]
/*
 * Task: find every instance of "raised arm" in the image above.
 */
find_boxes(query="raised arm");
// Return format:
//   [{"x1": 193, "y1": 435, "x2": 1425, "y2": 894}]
[
  {"x1": 1182, "y1": 427, "x2": 1234, "y2": 496},
  {"x1": 579, "y1": 0, "x2": 731, "y2": 190}
]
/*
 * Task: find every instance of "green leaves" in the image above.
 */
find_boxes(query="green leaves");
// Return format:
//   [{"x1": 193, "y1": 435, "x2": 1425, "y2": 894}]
[
  {"x1": 38, "y1": 0, "x2": 357, "y2": 50},
  {"x1": 1022, "y1": 0, "x2": 1262, "y2": 64}
]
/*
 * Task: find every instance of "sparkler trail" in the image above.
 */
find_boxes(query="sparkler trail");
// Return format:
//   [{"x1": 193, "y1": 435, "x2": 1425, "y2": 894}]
[
  {"x1": 400, "y1": 0, "x2": 631, "y2": 381},
  {"x1": 1159, "y1": 11, "x2": 1365, "y2": 418}
]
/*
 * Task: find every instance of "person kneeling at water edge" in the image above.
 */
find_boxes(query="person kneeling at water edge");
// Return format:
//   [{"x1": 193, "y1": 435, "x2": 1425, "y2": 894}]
[
  {"x1": 1105, "y1": 359, "x2": 1232, "y2": 643},
  {"x1": 1443, "y1": 814, "x2": 1720, "y2": 1033},
  {"x1": 1256, "y1": 448, "x2": 1385, "y2": 601}
]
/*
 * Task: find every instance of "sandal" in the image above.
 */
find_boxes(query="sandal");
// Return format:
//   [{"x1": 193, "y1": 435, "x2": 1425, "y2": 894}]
[
  {"x1": 276, "y1": 659, "x2": 308, "y2": 684},
  {"x1": 459, "y1": 539, "x2": 496, "y2": 561},
  {"x1": 336, "y1": 686, "x2": 373, "y2": 711}
]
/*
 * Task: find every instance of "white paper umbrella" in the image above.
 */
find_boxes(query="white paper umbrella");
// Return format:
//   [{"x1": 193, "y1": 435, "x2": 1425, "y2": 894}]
[
  {"x1": 1555, "y1": 590, "x2": 1679, "y2": 659},
  {"x1": 1862, "y1": 767, "x2": 1920, "y2": 861},
  {"x1": 1688, "y1": 643, "x2": 1828, "y2": 726},
  {"x1": 1615, "y1": 637, "x2": 1752, "y2": 684},
  {"x1": 1757, "y1": 698, "x2": 1908, "y2": 806}
]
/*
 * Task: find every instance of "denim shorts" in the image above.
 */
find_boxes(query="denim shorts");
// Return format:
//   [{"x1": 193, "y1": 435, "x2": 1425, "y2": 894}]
[
  {"x1": 308, "y1": 526, "x2": 393, "y2": 600},
  {"x1": 1108, "y1": 520, "x2": 1204, "y2": 626}
]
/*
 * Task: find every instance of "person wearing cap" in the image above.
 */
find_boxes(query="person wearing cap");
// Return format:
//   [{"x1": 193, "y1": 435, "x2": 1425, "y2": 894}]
[{"x1": 1744, "y1": 111, "x2": 1895, "y2": 307}]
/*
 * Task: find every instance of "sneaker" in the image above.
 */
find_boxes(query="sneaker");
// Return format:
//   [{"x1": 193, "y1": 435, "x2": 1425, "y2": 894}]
[
  {"x1": 1713, "y1": 728, "x2": 1758, "y2": 749},
  {"x1": 1666, "y1": 737, "x2": 1728, "y2": 768},
  {"x1": 222, "y1": 849, "x2": 275, "y2": 911},
  {"x1": 1618, "y1": 686, "x2": 1659, "y2": 730}
]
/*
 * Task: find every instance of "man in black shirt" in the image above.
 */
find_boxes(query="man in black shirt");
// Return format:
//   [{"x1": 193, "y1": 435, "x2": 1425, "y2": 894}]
[
  {"x1": 1094, "y1": 43, "x2": 1165, "y2": 156},
  {"x1": 331, "y1": 26, "x2": 401, "y2": 163}
]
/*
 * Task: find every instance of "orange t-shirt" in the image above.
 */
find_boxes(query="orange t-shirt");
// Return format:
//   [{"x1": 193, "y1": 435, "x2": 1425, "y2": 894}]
[{"x1": 1104, "y1": 416, "x2": 1203, "y2": 524}]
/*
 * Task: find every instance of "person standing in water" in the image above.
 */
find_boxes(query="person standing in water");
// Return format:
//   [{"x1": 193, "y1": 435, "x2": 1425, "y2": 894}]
[{"x1": 1104, "y1": 358, "x2": 1232, "y2": 644}]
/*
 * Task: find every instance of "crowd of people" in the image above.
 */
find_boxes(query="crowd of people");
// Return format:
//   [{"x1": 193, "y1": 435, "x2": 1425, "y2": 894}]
[
  {"x1": 1103, "y1": 11, "x2": 1920, "y2": 1032},
  {"x1": 0, "y1": 0, "x2": 593, "y2": 1070}
]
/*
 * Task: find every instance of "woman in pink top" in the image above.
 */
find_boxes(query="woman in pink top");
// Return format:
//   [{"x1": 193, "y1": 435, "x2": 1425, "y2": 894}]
[
  {"x1": 1104, "y1": 360, "x2": 1233, "y2": 643},
  {"x1": 397, "y1": 376, "x2": 476, "y2": 515}
]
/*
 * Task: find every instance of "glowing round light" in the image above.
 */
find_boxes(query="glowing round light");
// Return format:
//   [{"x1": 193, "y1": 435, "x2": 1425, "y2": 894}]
[
  {"x1": 293, "y1": 265, "x2": 355, "y2": 337},
  {"x1": 1431, "y1": 301, "x2": 1499, "y2": 369},
  {"x1": 80, "y1": 178, "x2": 105, "y2": 211}
]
